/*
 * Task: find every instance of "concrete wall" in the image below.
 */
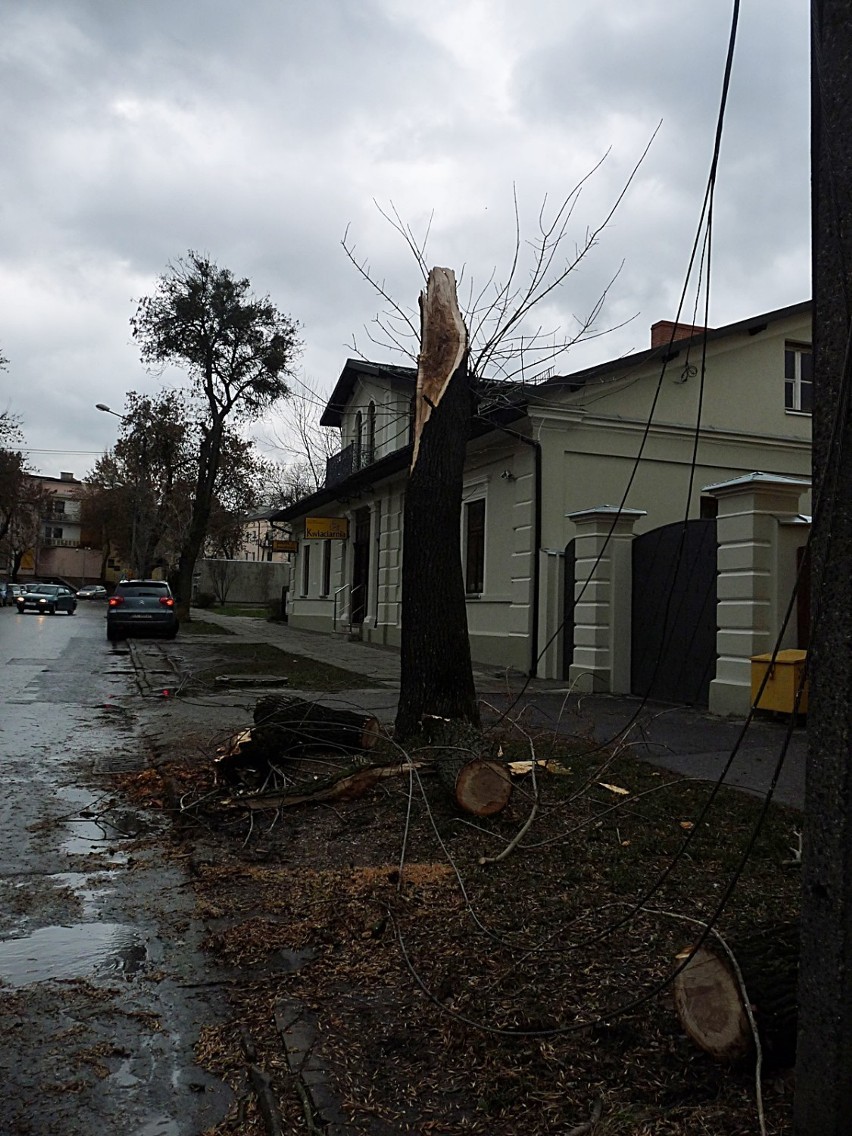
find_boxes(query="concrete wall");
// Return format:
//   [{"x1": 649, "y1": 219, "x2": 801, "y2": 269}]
[
  {"x1": 196, "y1": 558, "x2": 291, "y2": 606},
  {"x1": 286, "y1": 435, "x2": 536, "y2": 674}
]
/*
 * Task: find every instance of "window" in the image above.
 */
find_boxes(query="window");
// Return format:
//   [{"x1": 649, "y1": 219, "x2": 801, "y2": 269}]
[
  {"x1": 366, "y1": 401, "x2": 376, "y2": 464},
  {"x1": 44, "y1": 526, "x2": 63, "y2": 540},
  {"x1": 464, "y1": 499, "x2": 485, "y2": 594},
  {"x1": 785, "y1": 344, "x2": 812, "y2": 413},
  {"x1": 302, "y1": 543, "x2": 311, "y2": 595},
  {"x1": 321, "y1": 539, "x2": 332, "y2": 597},
  {"x1": 354, "y1": 410, "x2": 363, "y2": 469}
]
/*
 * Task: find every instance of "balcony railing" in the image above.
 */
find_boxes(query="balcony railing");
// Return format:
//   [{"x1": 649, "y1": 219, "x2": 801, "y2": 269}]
[
  {"x1": 324, "y1": 442, "x2": 376, "y2": 488},
  {"x1": 42, "y1": 537, "x2": 80, "y2": 548}
]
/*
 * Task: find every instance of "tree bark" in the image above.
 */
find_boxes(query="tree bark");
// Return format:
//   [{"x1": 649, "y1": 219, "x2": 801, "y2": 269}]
[
  {"x1": 174, "y1": 420, "x2": 222, "y2": 617},
  {"x1": 796, "y1": 3, "x2": 852, "y2": 1131},
  {"x1": 674, "y1": 922, "x2": 799, "y2": 1068},
  {"x1": 394, "y1": 267, "x2": 480, "y2": 740},
  {"x1": 252, "y1": 694, "x2": 380, "y2": 757}
]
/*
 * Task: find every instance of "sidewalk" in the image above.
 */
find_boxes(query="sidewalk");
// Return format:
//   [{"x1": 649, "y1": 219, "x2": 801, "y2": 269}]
[{"x1": 165, "y1": 611, "x2": 807, "y2": 810}]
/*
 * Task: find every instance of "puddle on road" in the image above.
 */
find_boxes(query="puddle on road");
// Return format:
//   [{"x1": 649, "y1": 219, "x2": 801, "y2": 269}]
[
  {"x1": 0, "y1": 922, "x2": 149, "y2": 987},
  {"x1": 57, "y1": 786, "x2": 163, "y2": 857},
  {"x1": 52, "y1": 871, "x2": 110, "y2": 918},
  {"x1": 138, "y1": 1119, "x2": 180, "y2": 1136}
]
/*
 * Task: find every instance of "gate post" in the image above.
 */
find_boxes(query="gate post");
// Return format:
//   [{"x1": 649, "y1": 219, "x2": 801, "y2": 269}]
[
  {"x1": 566, "y1": 507, "x2": 646, "y2": 693},
  {"x1": 705, "y1": 473, "x2": 811, "y2": 716}
]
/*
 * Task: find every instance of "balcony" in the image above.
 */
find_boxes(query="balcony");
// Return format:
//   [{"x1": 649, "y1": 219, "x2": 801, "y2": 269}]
[
  {"x1": 42, "y1": 537, "x2": 80, "y2": 548},
  {"x1": 325, "y1": 442, "x2": 376, "y2": 488}
]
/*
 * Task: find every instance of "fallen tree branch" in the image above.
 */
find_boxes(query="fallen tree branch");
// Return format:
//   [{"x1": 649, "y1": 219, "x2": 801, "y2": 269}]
[
  {"x1": 566, "y1": 1097, "x2": 603, "y2": 1136},
  {"x1": 479, "y1": 726, "x2": 538, "y2": 865},
  {"x1": 225, "y1": 761, "x2": 425, "y2": 811}
]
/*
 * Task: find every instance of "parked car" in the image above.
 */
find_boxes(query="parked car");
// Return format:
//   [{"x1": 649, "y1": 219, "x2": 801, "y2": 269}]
[
  {"x1": 1, "y1": 583, "x2": 25, "y2": 606},
  {"x1": 76, "y1": 584, "x2": 108, "y2": 601},
  {"x1": 107, "y1": 579, "x2": 178, "y2": 641},
  {"x1": 16, "y1": 583, "x2": 78, "y2": 615}
]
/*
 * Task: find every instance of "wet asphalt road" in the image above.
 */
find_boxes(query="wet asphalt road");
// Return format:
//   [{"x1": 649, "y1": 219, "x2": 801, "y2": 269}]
[{"x1": 0, "y1": 601, "x2": 232, "y2": 1135}]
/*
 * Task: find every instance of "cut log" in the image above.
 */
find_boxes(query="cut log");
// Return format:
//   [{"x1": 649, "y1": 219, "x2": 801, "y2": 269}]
[
  {"x1": 253, "y1": 695, "x2": 381, "y2": 757},
  {"x1": 423, "y1": 718, "x2": 512, "y2": 816},
  {"x1": 436, "y1": 753, "x2": 513, "y2": 817},
  {"x1": 674, "y1": 922, "x2": 799, "y2": 1067}
]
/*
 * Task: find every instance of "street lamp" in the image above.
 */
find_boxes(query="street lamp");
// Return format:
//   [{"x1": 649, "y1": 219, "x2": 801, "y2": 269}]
[{"x1": 95, "y1": 403, "x2": 122, "y2": 417}]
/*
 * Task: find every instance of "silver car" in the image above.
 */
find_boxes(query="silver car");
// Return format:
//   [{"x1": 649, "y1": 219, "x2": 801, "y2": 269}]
[
  {"x1": 106, "y1": 579, "x2": 178, "y2": 641},
  {"x1": 76, "y1": 584, "x2": 108, "y2": 600}
]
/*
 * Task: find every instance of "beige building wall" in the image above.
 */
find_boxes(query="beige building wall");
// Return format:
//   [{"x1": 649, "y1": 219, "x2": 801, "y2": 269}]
[{"x1": 286, "y1": 304, "x2": 813, "y2": 692}]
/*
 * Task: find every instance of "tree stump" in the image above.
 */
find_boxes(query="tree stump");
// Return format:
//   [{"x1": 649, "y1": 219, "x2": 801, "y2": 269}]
[
  {"x1": 252, "y1": 695, "x2": 381, "y2": 758},
  {"x1": 673, "y1": 922, "x2": 799, "y2": 1067}
]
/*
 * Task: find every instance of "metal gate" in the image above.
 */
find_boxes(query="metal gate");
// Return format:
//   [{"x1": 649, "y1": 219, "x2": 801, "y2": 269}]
[{"x1": 631, "y1": 518, "x2": 717, "y2": 705}]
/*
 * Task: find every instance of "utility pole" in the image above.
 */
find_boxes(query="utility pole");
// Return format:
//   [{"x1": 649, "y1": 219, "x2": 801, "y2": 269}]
[{"x1": 794, "y1": 3, "x2": 852, "y2": 1131}]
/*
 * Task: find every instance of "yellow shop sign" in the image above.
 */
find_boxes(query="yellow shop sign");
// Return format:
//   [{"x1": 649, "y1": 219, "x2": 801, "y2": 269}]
[{"x1": 305, "y1": 517, "x2": 349, "y2": 540}]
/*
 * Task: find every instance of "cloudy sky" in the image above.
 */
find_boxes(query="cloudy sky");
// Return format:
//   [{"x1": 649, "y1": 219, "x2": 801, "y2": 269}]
[{"x1": 0, "y1": 0, "x2": 810, "y2": 479}]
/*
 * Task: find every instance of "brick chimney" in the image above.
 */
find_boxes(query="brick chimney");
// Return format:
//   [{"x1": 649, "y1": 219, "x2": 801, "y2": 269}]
[{"x1": 650, "y1": 320, "x2": 710, "y2": 348}]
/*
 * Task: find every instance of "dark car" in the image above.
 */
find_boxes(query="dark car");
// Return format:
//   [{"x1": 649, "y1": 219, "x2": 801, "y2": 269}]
[
  {"x1": 107, "y1": 579, "x2": 178, "y2": 641},
  {"x1": 16, "y1": 583, "x2": 78, "y2": 615}
]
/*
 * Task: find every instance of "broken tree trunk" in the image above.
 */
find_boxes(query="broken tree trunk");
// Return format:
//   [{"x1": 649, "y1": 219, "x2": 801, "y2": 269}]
[
  {"x1": 394, "y1": 266, "x2": 480, "y2": 740},
  {"x1": 252, "y1": 694, "x2": 381, "y2": 757},
  {"x1": 674, "y1": 922, "x2": 799, "y2": 1067}
]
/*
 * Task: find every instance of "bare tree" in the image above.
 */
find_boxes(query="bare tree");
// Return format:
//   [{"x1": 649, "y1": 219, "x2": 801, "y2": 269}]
[
  {"x1": 343, "y1": 151, "x2": 654, "y2": 739},
  {"x1": 263, "y1": 378, "x2": 341, "y2": 495}
]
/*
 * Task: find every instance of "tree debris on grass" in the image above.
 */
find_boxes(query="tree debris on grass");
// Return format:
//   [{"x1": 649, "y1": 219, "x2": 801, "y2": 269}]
[{"x1": 116, "y1": 716, "x2": 801, "y2": 1136}]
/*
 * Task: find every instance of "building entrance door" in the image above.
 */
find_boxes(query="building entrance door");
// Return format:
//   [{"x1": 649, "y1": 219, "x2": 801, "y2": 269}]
[{"x1": 351, "y1": 507, "x2": 371, "y2": 625}]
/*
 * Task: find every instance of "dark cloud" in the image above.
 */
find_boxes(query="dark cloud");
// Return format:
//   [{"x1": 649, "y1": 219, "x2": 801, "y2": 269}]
[{"x1": 0, "y1": 0, "x2": 810, "y2": 476}]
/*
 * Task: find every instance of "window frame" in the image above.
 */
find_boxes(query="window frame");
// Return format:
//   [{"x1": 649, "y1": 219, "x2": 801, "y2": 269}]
[
  {"x1": 464, "y1": 497, "x2": 486, "y2": 595},
  {"x1": 302, "y1": 543, "x2": 311, "y2": 596},
  {"x1": 366, "y1": 401, "x2": 376, "y2": 465},
  {"x1": 321, "y1": 539, "x2": 332, "y2": 597},
  {"x1": 354, "y1": 410, "x2": 363, "y2": 469},
  {"x1": 785, "y1": 342, "x2": 813, "y2": 414}
]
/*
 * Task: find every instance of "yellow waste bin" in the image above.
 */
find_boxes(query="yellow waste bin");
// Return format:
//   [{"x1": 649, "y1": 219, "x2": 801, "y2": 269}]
[{"x1": 750, "y1": 650, "x2": 808, "y2": 714}]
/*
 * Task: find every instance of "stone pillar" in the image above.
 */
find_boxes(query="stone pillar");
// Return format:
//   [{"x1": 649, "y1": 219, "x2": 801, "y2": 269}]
[
  {"x1": 706, "y1": 472, "x2": 811, "y2": 716},
  {"x1": 567, "y1": 507, "x2": 646, "y2": 693}
]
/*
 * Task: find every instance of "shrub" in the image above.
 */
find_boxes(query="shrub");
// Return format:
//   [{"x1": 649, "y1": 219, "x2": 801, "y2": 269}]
[
  {"x1": 267, "y1": 598, "x2": 286, "y2": 622},
  {"x1": 195, "y1": 590, "x2": 216, "y2": 609}
]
